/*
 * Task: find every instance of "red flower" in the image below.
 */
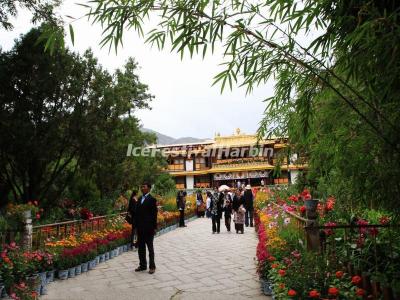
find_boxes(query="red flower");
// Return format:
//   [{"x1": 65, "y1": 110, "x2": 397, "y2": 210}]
[
  {"x1": 328, "y1": 287, "x2": 339, "y2": 296},
  {"x1": 324, "y1": 222, "x2": 337, "y2": 236},
  {"x1": 33, "y1": 200, "x2": 39, "y2": 206},
  {"x1": 267, "y1": 256, "x2": 276, "y2": 262},
  {"x1": 309, "y1": 290, "x2": 320, "y2": 298},
  {"x1": 288, "y1": 289, "x2": 297, "y2": 297},
  {"x1": 357, "y1": 219, "x2": 369, "y2": 234},
  {"x1": 271, "y1": 263, "x2": 279, "y2": 269},
  {"x1": 325, "y1": 196, "x2": 335, "y2": 211},
  {"x1": 278, "y1": 269, "x2": 286, "y2": 276},
  {"x1": 356, "y1": 288, "x2": 365, "y2": 296},
  {"x1": 301, "y1": 189, "x2": 312, "y2": 200},
  {"x1": 36, "y1": 213, "x2": 41, "y2": 220},
  {"x1": 335, "y1": 271, "x2": 344, "y2": 279},
  {"x1": 299, "y1": 206, "x2": 306, "y2": 213},
  {"x1": 368, "y1": 227, "x2": 379, "y2": 237},
  {"x1": 351, "y1": 275, "x2": 362, "y2": 285}
]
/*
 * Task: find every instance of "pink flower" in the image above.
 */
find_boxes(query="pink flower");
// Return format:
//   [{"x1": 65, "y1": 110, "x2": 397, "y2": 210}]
[{"x1": 291, "y1": 250, "x2": 301, "y2": 259}]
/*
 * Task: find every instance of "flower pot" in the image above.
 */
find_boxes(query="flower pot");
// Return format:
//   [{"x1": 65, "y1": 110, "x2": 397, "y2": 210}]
[
  {"x1": 58, "y1": 270, "x2": 68, "y2": 280},
  {"x1": 260, "y1": 279, "x2": 272, "y2": 296},
  {"x1": 46, "y1": 270, "x2": 55, "y2": 283},
  {"x1": 105, "y1": 252, "x2": 110, "y2": 260},
  {"x1": 40, "y1": 284, "x2": 48, "y2": 295},
  {"x1": 1, "y1": 287, "x2": 8, "y2": 298},
  {"x1": 75, "y1": 265, "x2": 82, "y2": 275},
  {"x1": 88, "y1": 260, "x2": 96, "y2": 270},
  {"x1": 39, "y1": 272, "x2": 47, "y2": 286},
  {"x1": 68, "y1": 267, "x2": 76, "y2": 278},
  {"x1": 81, "y1": 262, "x2": 88, "y2": 272},
  {"x1": 123, "y1": 245, "x2": 128, "y2": 252},
  {"x1": 99, "y1": 254, "x2": 105, "y2": 263},
  {"x1": 95, "y1": 256, "x2": 100, "y2": 265}
]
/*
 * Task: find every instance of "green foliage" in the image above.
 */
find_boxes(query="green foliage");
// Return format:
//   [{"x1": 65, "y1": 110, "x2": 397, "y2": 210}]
[
  {"x1": 0, "y1": 25, "x2": 162, "y2": 218},
  {"x1": 152, "y1": 173, "x2": 177, "y2": 197},
  {"x1": 80, "y1": 0, "x2": 400, "y2": 215}
]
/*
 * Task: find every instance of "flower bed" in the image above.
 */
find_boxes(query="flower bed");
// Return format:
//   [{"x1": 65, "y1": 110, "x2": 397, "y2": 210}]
[{"x1": 255, "y1": 189, "x2": 400, "y2": 299}]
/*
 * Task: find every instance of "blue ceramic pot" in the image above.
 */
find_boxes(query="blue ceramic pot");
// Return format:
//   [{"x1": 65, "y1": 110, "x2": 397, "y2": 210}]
[
  {"x1": 58, "y1": 270, "x2": 68, "y2": 280},
  {"x1": 81, "y1": 262, "x2": 88, "y2": 272},
  {"x1": 68, "y1": 267, "x2": 76, "y2": 278},
  {"x1": 46, "y1": 270, "x2": 55, "y2": 283},
  {"x1": 105, "y1": 252, "x2": 110, "y2": 260},
  {"x1": 75, "y1": 265, "x2": 82, "y2": 275},
  {"x1": 88, "y1": 260, "x2": 96, "y2": 270}
]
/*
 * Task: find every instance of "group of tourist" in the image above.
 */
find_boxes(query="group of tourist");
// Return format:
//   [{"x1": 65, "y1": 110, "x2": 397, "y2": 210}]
[
  {"x1": 125, "y1": 182, "x2": 255, "y2": 275},
  {"x1": 194, "y1": 185, "x2": 254, "y2": 234}
]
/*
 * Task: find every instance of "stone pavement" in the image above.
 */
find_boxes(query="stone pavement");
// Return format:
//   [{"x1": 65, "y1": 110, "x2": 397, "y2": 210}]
[{"x1": 42, "y1": 217, "x2": 270, "y2": 300}]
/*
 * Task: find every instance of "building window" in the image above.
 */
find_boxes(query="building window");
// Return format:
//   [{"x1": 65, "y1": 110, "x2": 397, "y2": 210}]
[
  {"x1": 194, "y1": 175, "x2": 210, "y2": 188},
  {"x1": 195, "y1": 157, "x2": 207, "y2": 170},
  {"x1": 168, "y1": 158, "x2": 185, "y2": 171}
]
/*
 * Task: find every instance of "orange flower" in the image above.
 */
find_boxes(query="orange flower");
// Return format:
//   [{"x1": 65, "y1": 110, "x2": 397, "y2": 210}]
[
  {"x1": 278, "y1": 283, "x2": 285, "y2": 289},
  {"x1": 356, "y1": 288, "x2": 365, "y2": 296},
  {"x1": 288, "y1": 289, "x2": 297, "y2": 297},
  {"x1": 309, "y1": 290, "x2": 320, "y2": 298},
  {"x1": 335, "y1": 271, "x2": 344, "y2": 279},
  {"x1": 278, "y1": 269, "x2": 286, "y2": 276},
  {"x1": 271, "y1": 263, "x2": 279, "y2": 269},
  {"x1": 328, "y1": 287, "x2": 339, "y2": 296},
  {"x1": 3, "y1": 257, "x2": 11, "y2": 264},
  {"x1": 351, "y1": 275, "x2": 362, "y2": 285}
]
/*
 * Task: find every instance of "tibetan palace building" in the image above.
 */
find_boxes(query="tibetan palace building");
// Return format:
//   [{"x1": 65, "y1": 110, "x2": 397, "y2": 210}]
[{"x1": 150, "y1": 129, "x2": 308, "y2": 190}]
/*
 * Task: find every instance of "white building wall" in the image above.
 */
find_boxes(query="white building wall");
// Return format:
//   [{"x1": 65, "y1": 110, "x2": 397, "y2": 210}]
[
  {"x1": 186, "y1": 175, "x2": 194, "y2": 190},
  {"x1": 185, "y1": 159, "x2": 194, "y2": 171}
]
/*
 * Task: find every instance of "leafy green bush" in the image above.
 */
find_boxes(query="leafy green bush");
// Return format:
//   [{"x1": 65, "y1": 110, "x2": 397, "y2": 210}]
[{"x1": 152, "y1": 174, "x2": 176, "y2": 196}]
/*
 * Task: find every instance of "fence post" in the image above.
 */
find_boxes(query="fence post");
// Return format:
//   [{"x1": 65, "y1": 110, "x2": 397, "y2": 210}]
[
  {"x1": 22, "y1": 210, "x2": 33, "y2": 250},
  {"x1": 305, "y1": 219, "x2": 320, "y2": 251}
]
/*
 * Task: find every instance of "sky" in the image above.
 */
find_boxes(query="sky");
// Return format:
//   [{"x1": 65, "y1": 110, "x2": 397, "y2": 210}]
[{"x1": 1, "y1": 1, "x2": 274, "y2": 139}]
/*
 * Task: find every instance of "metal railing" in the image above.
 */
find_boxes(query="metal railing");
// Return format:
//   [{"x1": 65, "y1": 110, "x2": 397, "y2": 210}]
[
  {"x1": 32, "y1": 212, "x2": 127, "y2": 250},
  {"x1": 0, "y1": 231, "x2": 23, "y2": 246},
  {"x1": 271, "y1": 202, "x2": 399, "y2": 299}
]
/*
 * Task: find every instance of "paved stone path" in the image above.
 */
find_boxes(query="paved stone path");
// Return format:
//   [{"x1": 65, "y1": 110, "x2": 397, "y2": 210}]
[{"x1": 42, "y1": 218, "x2": 269, "y2": 300}]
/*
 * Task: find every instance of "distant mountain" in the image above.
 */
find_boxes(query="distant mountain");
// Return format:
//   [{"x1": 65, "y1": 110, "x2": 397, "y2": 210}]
[{"x1": 141, "y1": 128, "x2": 208, "y2": 145}]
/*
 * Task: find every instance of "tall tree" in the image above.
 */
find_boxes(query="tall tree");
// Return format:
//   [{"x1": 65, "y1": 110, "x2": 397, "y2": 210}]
[{"x1": 0, "y1": 26, "x2": 158, "y2": 208}]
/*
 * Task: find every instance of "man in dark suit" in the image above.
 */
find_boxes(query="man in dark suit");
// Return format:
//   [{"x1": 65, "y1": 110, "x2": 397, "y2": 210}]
[{"x1": 134, "y1": 182, "x2": 158, "y2": 274}]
